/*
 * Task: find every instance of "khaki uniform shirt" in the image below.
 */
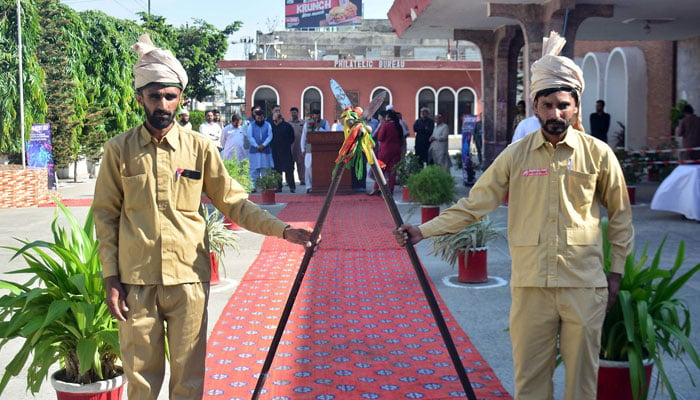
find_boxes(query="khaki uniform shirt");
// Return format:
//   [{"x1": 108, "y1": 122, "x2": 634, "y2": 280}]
[
  {"x1": 94, "y1": 124, "x2": 288, "y2": 285},
  {"x1": 420, "y1": 127, "x2": 634, "y2": 287}
]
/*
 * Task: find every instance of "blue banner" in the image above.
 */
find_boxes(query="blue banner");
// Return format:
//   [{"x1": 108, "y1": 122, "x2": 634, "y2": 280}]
[{"x1": 27, "y1": 123, "x2": 56, "y2": 190}]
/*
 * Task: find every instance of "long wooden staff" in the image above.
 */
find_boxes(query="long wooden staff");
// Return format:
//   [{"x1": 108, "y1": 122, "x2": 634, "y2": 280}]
[
  {"x1": 368, "y1": 153, "x2": 478, "y2": 400},
  {"x1": 251, "y1": 161, "x2": 347, "y2": 400}
]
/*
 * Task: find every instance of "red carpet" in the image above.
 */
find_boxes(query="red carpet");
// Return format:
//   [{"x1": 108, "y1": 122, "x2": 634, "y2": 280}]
[{"x1": 204, "y1": 194, "x2": 510, "y2": 399}]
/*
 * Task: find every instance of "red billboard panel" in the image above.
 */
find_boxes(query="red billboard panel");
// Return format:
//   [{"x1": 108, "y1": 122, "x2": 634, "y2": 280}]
[{"x1": 285, "y1": 0, "x2": 363, "y2": 29}]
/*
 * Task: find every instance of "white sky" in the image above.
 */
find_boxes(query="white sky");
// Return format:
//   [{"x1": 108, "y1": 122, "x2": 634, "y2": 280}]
[{"x1": 61, "y1": 0, "x2": 395, "y2": 59}]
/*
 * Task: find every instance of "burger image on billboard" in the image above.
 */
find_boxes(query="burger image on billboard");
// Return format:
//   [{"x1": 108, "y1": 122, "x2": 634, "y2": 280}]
[
  {"x1": 344, "y1": 1, "x2": 357, "y2": 18},
  {"x1": 328, "y1": 6, "x2": 348, "y2": 23}
]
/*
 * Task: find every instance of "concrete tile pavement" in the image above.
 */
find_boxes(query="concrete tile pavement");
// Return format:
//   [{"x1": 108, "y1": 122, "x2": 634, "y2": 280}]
[{"x1": 1, "y1": 171, "x2": 698, "y2": 399}]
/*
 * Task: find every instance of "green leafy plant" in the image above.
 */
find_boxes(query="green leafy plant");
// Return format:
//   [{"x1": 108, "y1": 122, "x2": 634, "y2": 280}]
[
  {"x1": 201, "y1": 205, "x2": 238, "y2": 269},
  {"x1": 615, "y1": 147, "x2": 645, "y2": 186},
  {"x1": 223, "y1": 157, "x2": 253, "y2": 192},
  {"x1": 0, "y1": 203, "x2": 121, "y2": 395},
  {"x1": 600, "y1": 220, "x2": 700, "y2": 400},
  {"x1": 256, "y1": 168, "x2": 282, "y2": 191},
  {"x1": 393, "y1": 152, "x2": 424, "y2": 187},
  {"x1": 430, "y1": 216, "x2": 501, "y2": 266},
  {"x1": 407, "y1": 165, "x2": 456, "y2": 206},
  {"x1": 670, "y1": 99, "x2": 689, "y2": 130},
  {"x1": 645, "y1": 140, "x2": 679, "y2": 182}
]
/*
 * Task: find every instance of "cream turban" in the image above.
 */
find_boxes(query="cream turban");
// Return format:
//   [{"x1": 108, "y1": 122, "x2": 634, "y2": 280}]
[
  {"x1": 132, "y1": 34, "x2": 188, "y2": 91},
  {"x1": 529, "y1": 31, "x2": 585, "y2": 131}
]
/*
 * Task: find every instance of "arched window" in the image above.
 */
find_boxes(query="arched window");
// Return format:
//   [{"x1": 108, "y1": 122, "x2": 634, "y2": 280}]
[
  {"x1": 302, "y1": 87, "x2": 323, "y2": 119},
  {"x1": 251, "y1": 86, "x2": 279, "y2": 116},
  {"x1": 437, "y1": 88, "x2": 457, "y2": 134},
  {"x1": 416, "y1": 87, "x2": 436, "y2": 119},
  {"x1": 457, "y1": 88, "x2": 476, "y2": 117}
]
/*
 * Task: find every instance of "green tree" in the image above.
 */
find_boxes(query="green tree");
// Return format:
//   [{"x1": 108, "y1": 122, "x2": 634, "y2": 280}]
[
  {"x1": 79, "y1": 10, "x2": 142, "y2": 138},
  {"x1": 36, "y1": 0, "x2": 89, "y2": 172},
  {"x1": 0, "y1": 0, "x2": 47, "y2": 154}
]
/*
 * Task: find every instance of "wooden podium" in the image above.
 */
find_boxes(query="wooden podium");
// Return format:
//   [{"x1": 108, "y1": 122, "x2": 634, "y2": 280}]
[{"x1": 307, "y1": 131, "x2": 353, "y2": 194}]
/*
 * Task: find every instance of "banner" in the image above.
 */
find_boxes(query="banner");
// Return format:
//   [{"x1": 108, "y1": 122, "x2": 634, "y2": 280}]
[
  {"x1": 27, "y1": 123, "x2": 56, "y2": 190},
  {"x1": 285, "y1": 0, "x2": 363, "y2": 29}
]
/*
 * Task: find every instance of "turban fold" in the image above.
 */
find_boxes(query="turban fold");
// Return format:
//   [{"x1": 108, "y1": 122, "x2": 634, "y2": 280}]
[
  {"x1": 529, "y1": 31, "x2": 585, "y2": 131},
  {"x1": 132, "y1": 34, "x2": 188, "y2": 91}
]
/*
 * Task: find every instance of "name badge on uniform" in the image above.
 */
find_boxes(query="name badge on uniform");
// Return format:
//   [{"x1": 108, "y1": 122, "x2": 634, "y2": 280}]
[{"x1": 521, "y1": 168, "x2": 549, "y2": 177}]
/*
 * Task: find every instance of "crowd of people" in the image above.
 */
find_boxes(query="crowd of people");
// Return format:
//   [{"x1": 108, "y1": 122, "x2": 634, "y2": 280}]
[{"x1": 176, "y1": 100, "x2": 486, "y2": 195}]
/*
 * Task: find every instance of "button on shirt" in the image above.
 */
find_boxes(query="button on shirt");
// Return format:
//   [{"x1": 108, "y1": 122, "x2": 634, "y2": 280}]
[
  {"x1": 93, "y1": 124, "x2": 288, "y2": 285},
  {"x1": 420, "y1": 127, "x2": 634, "y2": 287}
]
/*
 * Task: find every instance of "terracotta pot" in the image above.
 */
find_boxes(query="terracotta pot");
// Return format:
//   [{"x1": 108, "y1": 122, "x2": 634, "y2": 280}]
[
  {"x1": 420, "y1": 205, "x2": 440, "y2": 223},
  {"x1": 260, "y1": 189, "x2": 276, "y2": 205},
  {"x1": 597, "y1": 359, "x2": 653, "y2": 400},
  {"x1": 457, "y1": 248, "x2": 488, "y2": 283},
  {"x1": 401, "y1": 186, "x2": 413, "y2": 202},
  {"x1": 209, "y1": 252, "x2": 220, "y2": 285},
  {"x1": 627, "y1": 186, "x2": 636, "y2": 205},
  {"x1": 51, "y1": 370, "x2": 125, "y2": 400}
]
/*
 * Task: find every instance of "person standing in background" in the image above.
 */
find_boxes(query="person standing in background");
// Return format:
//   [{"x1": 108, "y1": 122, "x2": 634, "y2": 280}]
[
  {"x1": 199, "y1": 110, "x2": 222, "y2": 144},
  {"x1": 429, "y1": 114, "x2": 451, "y2": 173},
  {"x1": 270, "y1": 112, "x2": 296, "y2": 193},
  {"x1": 413, "y1": 107, "x2": 434, "y2": 165},
  {"x1": 589, "y1": 100, "x2": 611, "y2": 143},
  {"x1": 289, "y1": 107, "x2": 306, "y2": 186},
  {"x1": 300, "y1": 109, "x2": 329, "y2": 193},
  {"x1": 677, "y1": 103, "x2": 700, "y2": 163},
  {"x1": 247, "y1": 108, "x2": 275, "y2": 191},
  {"x1": 177, "y1": 108, "x2": 192, "y2": 130},
  {"x1": 220, "y1": 114, "x2": 247, "y2": 161}
]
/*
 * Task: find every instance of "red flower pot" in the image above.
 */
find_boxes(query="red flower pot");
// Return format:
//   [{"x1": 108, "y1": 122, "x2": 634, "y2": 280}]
[
  {"x1": 401, "y1": 186, "x2": 413, "y2": 202},
  {"x1": 597, "y1": 359, "x2": 653, "y2": 400},
  {"x1": 210, "y1": 252, "x2": 220, "y2": 285},
  {"x1": 260, "y1": 189, "x2": 276, "y2": 205},
  {"x1": 420, "y1": 205, "x2": 440, "y2": 223},
  {"x1": 51, "y1": 370, "x2": 125, "y2": 400},
  {"x1": 627, "y1": 186, "x2": 636, "y2": 205},
  {"x1": 457, "y1": 248, "x2": 488, "y2": 283}
]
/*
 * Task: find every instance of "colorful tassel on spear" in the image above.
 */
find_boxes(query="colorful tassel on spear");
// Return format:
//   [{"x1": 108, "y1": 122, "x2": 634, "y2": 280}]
[{"x1": 334, "y1": 106, "x2": 385, "y2": 179}]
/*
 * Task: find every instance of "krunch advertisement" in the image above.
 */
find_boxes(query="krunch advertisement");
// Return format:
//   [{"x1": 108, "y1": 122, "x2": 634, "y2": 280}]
[{"x1": 285, "y1": 0, "x2": 363, "y2": 29}]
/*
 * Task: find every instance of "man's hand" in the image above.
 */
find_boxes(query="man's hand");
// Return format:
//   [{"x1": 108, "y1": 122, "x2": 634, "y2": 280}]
[
  {"x1": 606, "y1": 272, "x2": 622, "y2": 312},
  {"x1": 104, "y1": 276, "x2": 129, "y2": 322},
  {"x1": 283, "y1": 226, "x2": 318, "y2": 248},
  {"x1": 257, "y1": 144, "x2": 265, "y2": 151},
  {"x1": 394, "y1": 224, "x2": 424, "y2": 247}
]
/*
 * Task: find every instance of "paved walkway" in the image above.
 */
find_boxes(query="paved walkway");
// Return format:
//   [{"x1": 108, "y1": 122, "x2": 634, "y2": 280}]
[{"x1": 1, "y1": 170, "x2": 698, "y2": 399}]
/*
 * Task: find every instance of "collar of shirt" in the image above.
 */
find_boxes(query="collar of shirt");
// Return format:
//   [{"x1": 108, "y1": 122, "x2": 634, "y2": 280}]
[
  {"x1": 528, "y1": 126, "x2": 578, "y2": 153},
  {"x1": 140, "y1": 124, "x2": 181, "y2": 151}
]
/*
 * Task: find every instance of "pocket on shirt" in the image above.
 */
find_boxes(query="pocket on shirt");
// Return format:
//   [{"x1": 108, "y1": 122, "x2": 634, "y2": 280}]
[
  {"x1": 175, "y1": 176, "x2": 202, "y2": 211},
  {"x1": 564, "y1": 170, "x2": 596, "y2": 208},
  {"x1": 121, "y1": 174, "x2": 149, "y2": 210}
]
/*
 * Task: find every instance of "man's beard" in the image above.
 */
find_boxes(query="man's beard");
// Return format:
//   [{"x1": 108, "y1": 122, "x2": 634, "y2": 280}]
[
  {"x1": 146, "y1": 109, "x2": 174, "y2": 130},
  {"x1": 539, "y1": 116, "x2": 572, "y2": 136},
  {"x1": 255, "y1": 120, "x2": 264, "y2": 127}
]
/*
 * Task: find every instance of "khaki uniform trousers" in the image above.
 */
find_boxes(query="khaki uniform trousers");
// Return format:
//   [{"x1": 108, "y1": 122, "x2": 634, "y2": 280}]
[
  {"x1": 120, "y1": 282, "x2": 210, "y2": 400},
  {"x1": 510, "y1": 286, "x2": 607, "y2": 400}
]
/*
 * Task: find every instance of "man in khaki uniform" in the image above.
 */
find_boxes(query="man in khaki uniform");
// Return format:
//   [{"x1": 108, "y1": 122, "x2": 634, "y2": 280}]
[
  {"x1": 93, "y1": 34, "x2": 315, "y2": 400},
  {"x1": 395, "y1": 32, "x2": 634, "y2": 400}
]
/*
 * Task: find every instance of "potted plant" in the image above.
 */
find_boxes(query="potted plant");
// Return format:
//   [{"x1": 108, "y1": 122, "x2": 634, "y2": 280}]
[
  {"x1": 430, "y1": 215, "x2": 501, "y2": 283},
  {"x1": 598, "y1": 220, "x2": 700, "y2": 400},
  {"x1": 222, "y1": 157, "x2": 253, "y2": 229},
  {"x1": 256, "y1": 168, "x2": 282, "y2": 205},
  {"x1": 202, "y1": 205, "x2": 239, "y2": 285},
  {"x1": 406, "y1": 165, "x2": 456, "y2": 222},
  {"x1": 392, "y1": 152, "x2": 424, "y2": 202},
  {"x1": 0, "y1": 203, "x2": 124, "y2": 399},
  {"x1": 614, "y1": 147, "x2": 644, "y2": 205}
]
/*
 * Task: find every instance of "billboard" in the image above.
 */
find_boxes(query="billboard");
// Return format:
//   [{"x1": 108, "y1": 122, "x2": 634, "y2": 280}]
[
  {"x1": 285, "y1": 0, "x2": 363, "y2": 29},
  {"x1": 27, "y1": 123, "x2": 56, "y2": 190}
]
